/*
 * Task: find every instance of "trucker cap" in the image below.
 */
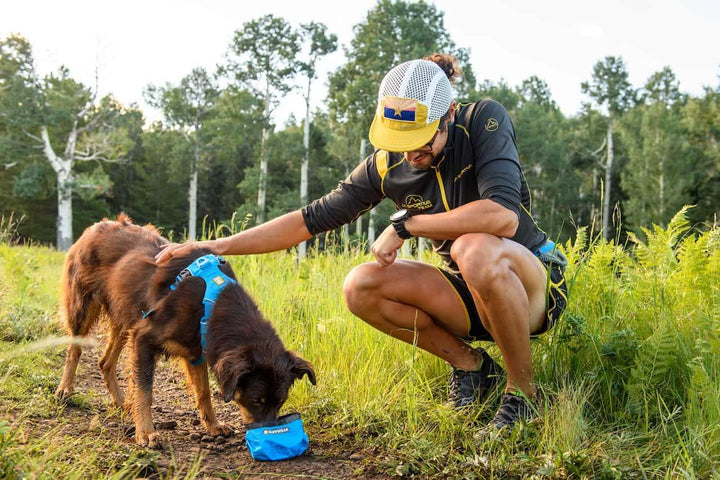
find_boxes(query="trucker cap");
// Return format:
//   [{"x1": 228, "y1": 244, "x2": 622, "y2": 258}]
[{"x1": 369, "y1": 59, "x2": 453, "y2": 152}]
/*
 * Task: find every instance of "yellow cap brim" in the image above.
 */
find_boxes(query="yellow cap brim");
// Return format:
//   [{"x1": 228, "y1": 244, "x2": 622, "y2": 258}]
[{"x1": 369, "y1": 116, "x2": 440, "y2": 153}]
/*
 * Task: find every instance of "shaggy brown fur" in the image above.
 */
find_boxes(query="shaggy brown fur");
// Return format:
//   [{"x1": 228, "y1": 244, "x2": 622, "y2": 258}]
[{"x1": 56, "y1": 214, "x2": 316, "y2": 448}]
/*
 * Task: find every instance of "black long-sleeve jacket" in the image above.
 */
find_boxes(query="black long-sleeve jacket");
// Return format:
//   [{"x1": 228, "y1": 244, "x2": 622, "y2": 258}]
[{"x1": 302, "y1": 100, "x2": 547, "y2": 274}]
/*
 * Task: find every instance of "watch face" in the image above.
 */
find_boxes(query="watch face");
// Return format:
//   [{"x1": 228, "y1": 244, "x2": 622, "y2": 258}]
[{"x1": 390, "y1": 209, "x2": 408, "y2": 222}]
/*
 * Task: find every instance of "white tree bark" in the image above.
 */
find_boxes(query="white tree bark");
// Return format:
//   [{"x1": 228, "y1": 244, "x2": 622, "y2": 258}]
[
  {"x1": 401, "y1": 240, "x2": 410, "y2": 258},
  {"x1": 41, "y1": 126, "x2": 74, "y2": 251},
  {"x1": 602, "y1": 119, "x2": 614, "y2": 240},
  {"x1": 188, "y1": 138, "x2": 199, "y2": 240},
  {"x1": 368, "y1": 207, "x2": 376, "y2": 250},
  {"x1": 257, "y1": 87, "x2": 271, "y2": 224},
  {"x1": 354, "y1": 139, "x2": 367, "y2": 243},
  {"x1": 298, "y1": 79, "x2": 311, "y2": 260}
]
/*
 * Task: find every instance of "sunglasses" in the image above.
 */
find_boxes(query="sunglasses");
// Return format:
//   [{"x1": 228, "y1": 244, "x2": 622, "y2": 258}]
[{"x1": 423, "y1": 129, "x2": 440, "y2": 149}]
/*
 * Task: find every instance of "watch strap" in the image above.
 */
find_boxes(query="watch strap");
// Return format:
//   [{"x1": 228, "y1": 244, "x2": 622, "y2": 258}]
[{"x1": 392, "y1": 220, "x2": 412, "y2": 240}]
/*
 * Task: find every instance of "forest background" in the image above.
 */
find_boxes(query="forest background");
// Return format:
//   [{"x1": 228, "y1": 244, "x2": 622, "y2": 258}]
[{"x1": 1, "y1": 0, "x2": 719, "y2": 250}]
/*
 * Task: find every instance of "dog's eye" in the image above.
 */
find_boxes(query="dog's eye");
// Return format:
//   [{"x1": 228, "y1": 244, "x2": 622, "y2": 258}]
[{"x1": 259, "y1": 398, "x2": 265, "y2": 405}]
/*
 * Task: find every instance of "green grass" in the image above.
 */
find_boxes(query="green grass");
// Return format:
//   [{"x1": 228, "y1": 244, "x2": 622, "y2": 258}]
[{"x1": 2, "y1": 208, "x2": 720, "y2": 478}]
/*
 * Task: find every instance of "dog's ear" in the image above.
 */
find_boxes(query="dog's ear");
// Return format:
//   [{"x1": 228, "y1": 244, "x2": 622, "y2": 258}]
[
  {"x1": 289, "y1": 352, "x2": 316, "y2": 386},
  {"x1": 213, "y1": 347, "x2": 253, "y2": 403}
]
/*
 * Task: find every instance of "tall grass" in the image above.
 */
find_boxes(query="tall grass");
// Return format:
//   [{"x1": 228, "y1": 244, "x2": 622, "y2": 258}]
[{"x1": 1, "y1": 208, "x2": 719, "y2": 477}]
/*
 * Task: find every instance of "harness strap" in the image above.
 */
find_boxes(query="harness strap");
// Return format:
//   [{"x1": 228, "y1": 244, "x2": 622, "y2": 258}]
[{"x1": 163, "y1": 254, "x2": 237, "y2": 366}]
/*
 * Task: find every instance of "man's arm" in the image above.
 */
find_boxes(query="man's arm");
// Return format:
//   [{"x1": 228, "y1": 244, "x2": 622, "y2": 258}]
[
  {"x1": 370, "y1": 199, "x2": 518, "y2": 267},
  {"x1": 216, "y1": 210, "x2": 312, "y2": 254},
  {"x1": 155, "y1": 210, "x2": 311, "y2": 263},
  {"x1": 405, "y1": 199, "x2": 519, "y2": 240},
  {"x1": 156, "y1": 152, "x2": 384, "y2": 264}
]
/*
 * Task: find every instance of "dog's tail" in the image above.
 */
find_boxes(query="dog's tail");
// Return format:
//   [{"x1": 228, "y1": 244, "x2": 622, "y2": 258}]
[{"x1": 59, "y1": 249, "x2": 102, "y2": 336}]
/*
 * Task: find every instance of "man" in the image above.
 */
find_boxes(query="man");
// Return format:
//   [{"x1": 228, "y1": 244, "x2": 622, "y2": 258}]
[{"x1": 157, "y1": 55, "x2": 567, "y2": 434}]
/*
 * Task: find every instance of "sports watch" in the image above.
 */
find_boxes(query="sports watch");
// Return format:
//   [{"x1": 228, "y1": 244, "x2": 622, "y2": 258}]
[{"x1": 389, "y1": 209, "x2": 413, "y2": 239}]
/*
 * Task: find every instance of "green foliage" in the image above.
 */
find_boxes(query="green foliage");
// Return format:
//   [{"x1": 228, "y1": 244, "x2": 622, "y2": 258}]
[
  {"x1": 3, "y1": 31, "x2": 720, "y2": 249},
  {"x1": 581, "y1": 56, "x2": 637, "y2": 117},
  {"x1": 145, "y1": 67, "x2": 218, "y2": 131},
  {"x1": 327, "y1": 0, "x2": 464, "y2": 136},
  {"x1": 513, "y1": 83, "x2": 576, "y2": 241},
  {"x1": 474, "y1": 78, "x2": 522, "y2": 112},
  {"x1": 682, "y1": 86, "x2": 720, "y2": 224},
  {"x1": 0, "y1": 244, "x2": 63, "y2": 341},
  {"x1": 642, "y1": 66, "x2": 685, "y2": 106},
  {"x1": 298, "y1": 21, "x2": 338, "y2": 81},
  {"x1": 1, "y1": 210, "x2": 720, "y2": 476},
  {"x1": 618, "y1": 68, "x2": 697, "y2": 233},
  {"x1": 225, "y1": 14, "x2": 300, "y2": 111},
  {"x1": 12, "y1": 161, "x2": 54, "y2": 199}
]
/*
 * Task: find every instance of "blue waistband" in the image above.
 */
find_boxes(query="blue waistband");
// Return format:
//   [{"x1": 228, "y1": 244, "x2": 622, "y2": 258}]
[
  {"x1": 534, "y1": 239, "x2": 567, "y2": 268},
  {"x1": 535, "y1": 239, "x2": 557, "y2": 256}
]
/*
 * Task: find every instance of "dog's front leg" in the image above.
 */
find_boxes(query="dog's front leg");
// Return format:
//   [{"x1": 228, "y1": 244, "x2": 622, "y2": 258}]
[
  {"x1": 182, "y1": 359, "x2": 233, "y2": 437},
  {"x1": 130, "y1": 333, "x2": 162, "y2": 448}
]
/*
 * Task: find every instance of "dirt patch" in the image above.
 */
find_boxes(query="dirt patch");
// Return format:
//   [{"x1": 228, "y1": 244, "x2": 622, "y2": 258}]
[{"x1": 9, "y1": 343, "x2": 386, "y2": 479}]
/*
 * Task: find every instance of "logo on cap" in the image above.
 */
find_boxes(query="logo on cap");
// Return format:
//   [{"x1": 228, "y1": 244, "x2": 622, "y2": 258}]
[{"x1": 383, "y1": 97, "x2": 418, "y2": 123}]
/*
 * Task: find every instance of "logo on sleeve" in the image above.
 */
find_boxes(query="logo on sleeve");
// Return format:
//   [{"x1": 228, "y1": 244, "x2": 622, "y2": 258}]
[{"x1": 485, "y1": 118, "x2": 499, "y2": 132}]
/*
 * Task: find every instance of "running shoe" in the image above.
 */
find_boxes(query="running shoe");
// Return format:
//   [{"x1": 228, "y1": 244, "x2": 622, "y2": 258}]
[{"x1": 447, "y1": 348, "x2": 504, "y2": 409}]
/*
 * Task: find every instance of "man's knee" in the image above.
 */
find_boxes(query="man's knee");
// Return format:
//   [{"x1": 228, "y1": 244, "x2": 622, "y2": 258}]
[
  {"x1": 343, "y1": 262, "x2": 385, "y2": 314},
  {"x1": 450, "y1": 233, "x2": 510, "y2": 289}
]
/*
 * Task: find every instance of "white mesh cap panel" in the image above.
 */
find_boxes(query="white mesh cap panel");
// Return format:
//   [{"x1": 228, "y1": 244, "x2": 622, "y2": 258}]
[{"x1": 377, "y1": 60, "x2": 453, "y2": 124}]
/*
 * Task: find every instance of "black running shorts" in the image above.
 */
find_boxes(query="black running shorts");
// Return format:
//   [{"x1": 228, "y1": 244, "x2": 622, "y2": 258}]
[{"x1": 436, "y1": 260, "x2": 567, "y2": 341}]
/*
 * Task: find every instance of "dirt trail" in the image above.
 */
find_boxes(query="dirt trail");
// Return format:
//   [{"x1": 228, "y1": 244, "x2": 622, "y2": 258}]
[{"x1": 16, "y1": 343, "x2": 384, "y2": 479}]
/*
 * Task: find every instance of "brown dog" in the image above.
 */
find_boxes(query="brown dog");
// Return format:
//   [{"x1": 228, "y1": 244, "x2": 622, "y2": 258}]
[{"x1": 55, "y1": 214, "x2": 316, "y2": 448}]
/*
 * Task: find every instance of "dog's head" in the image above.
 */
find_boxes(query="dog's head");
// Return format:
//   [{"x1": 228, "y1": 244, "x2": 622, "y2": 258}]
[
  {"x1": 210, "y1": 345, "x2": 316, "y2": 424},
  {"x1": 205, "y1": 284, "x2": 316, "y2": 424}
]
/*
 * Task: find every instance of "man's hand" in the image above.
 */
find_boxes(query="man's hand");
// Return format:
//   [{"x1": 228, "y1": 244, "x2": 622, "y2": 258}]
[
  {"x1": 371, "y1": 225, "x2": 405, "y2": 266},
  {"x1": 155, "y1": 240, "x2": 217, "y2": 264}
]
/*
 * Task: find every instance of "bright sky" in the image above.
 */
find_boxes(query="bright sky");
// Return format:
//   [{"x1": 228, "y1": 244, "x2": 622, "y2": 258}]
[{"x1": 2, "y1": 0, "x2": 719, "y2": 126}]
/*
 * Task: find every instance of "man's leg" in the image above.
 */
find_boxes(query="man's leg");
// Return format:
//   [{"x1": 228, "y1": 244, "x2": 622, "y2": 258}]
[
  {"x1": 343, "y1": 259, "x2": 482, "y2": 371},
  {"x1": 449, "y1": 233, "x2": 548, "y2": 397}
]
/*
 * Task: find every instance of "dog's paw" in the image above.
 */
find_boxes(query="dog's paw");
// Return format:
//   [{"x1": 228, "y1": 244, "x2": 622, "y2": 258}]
[
  {"x1": 55, "y1": 386, "x2": 73, "y2": 401},
  {"x1": 136, "y1": 430, "x2": 163, "y2": 450},
  {"x1": 208, "y1": 422, "x2": 234, "y2": 437}
]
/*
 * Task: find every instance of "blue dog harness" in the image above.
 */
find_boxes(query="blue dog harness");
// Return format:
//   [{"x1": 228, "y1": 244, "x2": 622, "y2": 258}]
[{"x1": 145, "y1": 254, "x2": 237, "y2": 366}]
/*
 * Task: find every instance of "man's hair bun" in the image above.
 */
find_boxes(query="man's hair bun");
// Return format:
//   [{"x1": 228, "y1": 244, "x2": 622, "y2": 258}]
[{"x1": 423, "y1": 53, "x2": 462, "y2": 83}]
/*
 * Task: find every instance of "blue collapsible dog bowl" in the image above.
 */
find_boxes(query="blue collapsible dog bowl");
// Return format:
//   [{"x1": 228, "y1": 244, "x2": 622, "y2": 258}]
[{"x1": 245, "y1": 413, "x2": 309, "y2": 461}]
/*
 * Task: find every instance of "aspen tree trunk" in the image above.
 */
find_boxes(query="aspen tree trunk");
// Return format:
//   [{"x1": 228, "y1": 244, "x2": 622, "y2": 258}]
[
  {"x1": 298, "y1": 79, "x2": 311, "y2": 260},
  {"x1": 659, "y1": 161, "x2": 665, "y2": 225},
  {"x1": 368, "y1": 207, "x2": 376, "y2": 250},
  {"x1": 658, "y1": 131, "x2": 665, "y2": 226},
  {"x1": 56, "y1": 173, "x2": 73, "y2": 251},
  {"x1": 602, "y1": 118, "x2": 614, "y2": 240},
  {"x1": 41, "y1": 126, "x2": 74, "y2": 251},
  {"x1": 401, "y1": 240, "x2": 410, "y2": 258},
  {"x1": 355, "y1": 139, "x2": 366, "y2": 242},
  {"x1": 257, "y1": 86, "x2": 271, "y2": 224},
  {"x1": 188, "y1": 136, "x2": 199, "y2": 240}
]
